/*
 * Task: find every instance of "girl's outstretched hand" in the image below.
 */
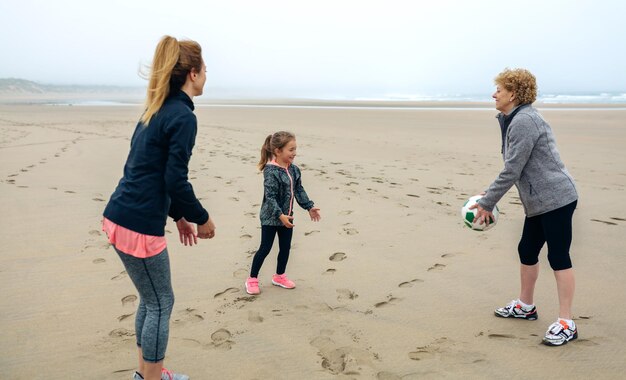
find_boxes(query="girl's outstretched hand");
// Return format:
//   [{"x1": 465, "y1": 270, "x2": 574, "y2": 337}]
[
  {"x1": 309, "y1": 207, "x2": 321, "y2": 222},
  {"x1": 279, "y1": 214, "x2": 295, "y2": 228},
  {"x1": 176, "y1": 217, "x2": 198, "y2": 246}
]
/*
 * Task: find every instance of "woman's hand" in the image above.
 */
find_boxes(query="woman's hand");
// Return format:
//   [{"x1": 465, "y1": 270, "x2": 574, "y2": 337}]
[
  {"x1": 197, "y1": 217, "x2": 216, "y2": 239},
  {"x1": 176, "y1": 218, "x2": 198, "y2": 246},
  {"x1": 309, "y1": 207, "x2": 321, "y2": 222},
  {"x1": 279, "y1": 214, "x2": 295, "y2": 228},
  {"x1": 469, "y1": 203, "x2": 495, "y2": 227}
]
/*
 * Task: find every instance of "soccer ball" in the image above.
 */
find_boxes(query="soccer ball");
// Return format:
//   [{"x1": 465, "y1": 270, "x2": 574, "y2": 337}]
[{"x1": 461, "y1": 195, "x2": 499, "y2": 231}]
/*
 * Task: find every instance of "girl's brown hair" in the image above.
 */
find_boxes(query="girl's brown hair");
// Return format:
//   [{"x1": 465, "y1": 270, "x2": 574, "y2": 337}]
[
  {"x1": 141, "y1": 36, "x2": 203, "y2": 125},
  {"x1": 258, "y1": 131, "x2": 296, "y2": 170}
]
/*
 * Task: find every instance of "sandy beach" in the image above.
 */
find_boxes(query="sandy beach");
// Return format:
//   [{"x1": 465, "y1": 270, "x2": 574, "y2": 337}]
[{"x1": 1, "y1": 102, "x2": 625, "y2": 379}]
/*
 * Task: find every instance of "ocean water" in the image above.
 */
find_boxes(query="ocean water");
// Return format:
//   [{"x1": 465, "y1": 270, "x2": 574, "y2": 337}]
[
  {"x1": 356, "y1": 92, "x2": 626, "y2": 104},
  {"x1": 34, "y1": 91, "x2": 626, "y2": 107}
]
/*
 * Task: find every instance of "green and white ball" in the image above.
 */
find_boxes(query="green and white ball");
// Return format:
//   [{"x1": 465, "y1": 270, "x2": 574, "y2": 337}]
[{"x1": 461, "y1": 195, "x2": 499, "y2": 231}]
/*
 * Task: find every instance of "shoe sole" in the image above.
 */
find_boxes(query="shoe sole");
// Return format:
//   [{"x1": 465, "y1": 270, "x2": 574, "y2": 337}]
[
  {"x1": 494, "y1": 311, "x2": 538, "y2": 320},
  {"x1": 271, "y1": 280, "x2": 295, "y2": 289},
  {"x1": 542, "y1": 331, "x2": 578, "y2": 346},
  {"x1": 245, "y1": 284, "x2": 260, "y2": 295}
]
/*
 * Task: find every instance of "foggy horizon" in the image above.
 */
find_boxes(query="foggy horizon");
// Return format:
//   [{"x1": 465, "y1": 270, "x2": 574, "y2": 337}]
[{"x1": 2, "y1": 1, "x2": 625, "y2": 97}]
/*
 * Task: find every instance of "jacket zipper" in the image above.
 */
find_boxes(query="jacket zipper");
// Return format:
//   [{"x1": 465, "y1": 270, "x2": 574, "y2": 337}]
[{"x1": 284, "y1": 167, "x2": 294, "y2": 216}]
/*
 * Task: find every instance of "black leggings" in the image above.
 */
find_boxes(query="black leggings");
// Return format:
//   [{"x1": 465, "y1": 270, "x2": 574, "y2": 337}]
[
  {"x1": 250, "y1": 225, "x2": 293, "y2": 278},
  {"x1": 518, "y1": 200, "x2": 577, "y2": 271}
]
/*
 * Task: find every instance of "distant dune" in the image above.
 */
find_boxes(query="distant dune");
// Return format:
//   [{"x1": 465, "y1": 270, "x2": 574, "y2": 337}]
[
  {"x1": 0, "y1": 78, "x2": 145, "y2": 104},
  {"x1": 0, "y1": 78, "x2": 144, "y2": 94}
]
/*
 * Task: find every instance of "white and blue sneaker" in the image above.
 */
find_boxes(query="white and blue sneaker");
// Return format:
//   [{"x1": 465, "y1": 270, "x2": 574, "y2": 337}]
[
  {"x1": 494, "y1": 299, "x2": 538, "y2": 320},
  {"x1": 543, "y1": 319, "x2": 578, "y2": 346},
  {"x1": 133, "y1": 368, "x2": 190, "y2": 380}
]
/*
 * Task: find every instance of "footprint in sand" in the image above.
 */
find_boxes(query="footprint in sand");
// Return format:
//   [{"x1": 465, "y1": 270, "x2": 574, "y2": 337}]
[
  {"x1": 377, "y1": 372, "x2": 402, "y2": 380},
  {"x1": 406, "y1": 194, "x2": 420, "y2": 198},
  {"x1": 339, "y1": 210, "x2": 353, "y2": 215},
  {"x1": 211, "y1": 328, "x2": 234, "y2": 350},
  {"x1": 88, "y1": 230, "x2": 101, "y2": 236},
  {"x1": 304, "y1": 230, "x2": 320, "y2": 236},
  {"x1": 111, "y1": 271, "x2": 127, "y2": 281},
  {"x1": 64, "y1": 190, "x2": 76, "y2": 194},
  {"x1": 408, "y1": 348, "x2": 434, "y2": 361},
  {"x1": 329, "y1": 252, "x2": 347, "y2": 262},
  {"x1": 233, "y1": 268, "x2": 248, "y2": 279},
  {"x1": 240, "y1": 234, "x2": 253, "y2": 239},
  {"x1": 92, "y1": 197, "x2": 105, "y2": 202},
  {"x1": 117, "y1": 313, "x2": 134, "y2": 322},
  {"x1": 109, "y1": 328, "x2": 135, "y2": 338},
  {"x1": 310, "y1": 335, "x2": 375, "y2": 375},
  {"x1": 92, "y1": 258, "x2": 106, "y2": 264},
  {"x1": 408, "y1": 337, "x2": 449, "y2": 360},
  {"x1": 590, "y1": 219, "x2": 618, "y2": 225},
  {"x1": 398, "y1": 279, "x2": 424, "y2": 288},
  {"x1": 323, "y1": 268, "x2": 336, "y2": 275},
  {"x1": 121, "y1": 295, "x2": 137, "y2": 306},
  {"x1": 427, "y1": 263, "x2": 446, "y2": 271},
  {"x1": 374, "y1": 295, "x2": 402, "y2": 308},
  {"x1": 342, "y1": 228, "x2": 359, "y2": 235},
  {"x1": 214, "y1": 287, "x2": 240, "y2": 298},
  {"x1": 173, "y1": 308, "x2": 204, "y2": 324},
  {"x1": 337, "y1": 289, "x2": 359, "y2": 301},
  {"x1": 610, "y1": 217, "x2": 626, "y2": 222},
  {"x1": 487, "y1": 333, "x2": 516, "y2": 339},
  {"x1": 248, "y1": 311, "x2": 264, "y2": 323}
]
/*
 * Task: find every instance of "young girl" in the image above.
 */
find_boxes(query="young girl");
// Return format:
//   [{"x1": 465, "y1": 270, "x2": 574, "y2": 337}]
[
  {"x1": 245, "y1": 131, "x2": 321, "y2": 295},
  {"x1": 103, "y1": 36, "x2": 216, "y2": 380}
]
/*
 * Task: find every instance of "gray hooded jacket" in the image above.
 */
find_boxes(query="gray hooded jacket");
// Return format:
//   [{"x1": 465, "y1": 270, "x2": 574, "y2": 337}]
[
  {"x1": 259, "y1": 162, "x2": 314, "y2": 226},
  {"x1": 478, "y1": 105, "x2": 578, "y2": 217}
]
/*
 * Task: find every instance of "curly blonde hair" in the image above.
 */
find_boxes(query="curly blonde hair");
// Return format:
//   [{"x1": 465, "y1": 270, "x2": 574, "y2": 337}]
[{"x1": 494, "y1": 68, "x2": 537, "y2": 105}]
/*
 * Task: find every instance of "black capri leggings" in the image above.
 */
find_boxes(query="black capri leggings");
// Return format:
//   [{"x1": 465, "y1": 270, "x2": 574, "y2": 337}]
[
  {"x1": 250, "y1": 225, "x2": 294, "y2": 278},
  {"x1": 518, "y1": 200, "x2": 577, "y2": 271}
]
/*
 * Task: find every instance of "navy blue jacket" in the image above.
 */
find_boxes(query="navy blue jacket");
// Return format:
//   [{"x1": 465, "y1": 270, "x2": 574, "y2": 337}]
[{"x1": 103, "y1": 90, "x2": 208, "y2": 236}]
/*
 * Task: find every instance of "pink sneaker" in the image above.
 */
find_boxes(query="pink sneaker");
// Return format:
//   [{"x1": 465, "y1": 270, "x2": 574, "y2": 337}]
[
  {"x1": 272, "y1": 274, "x2": 296, "y2": 289},
  {"x1": 245, "y1": 277, "x2": 260, "y2": 295}
]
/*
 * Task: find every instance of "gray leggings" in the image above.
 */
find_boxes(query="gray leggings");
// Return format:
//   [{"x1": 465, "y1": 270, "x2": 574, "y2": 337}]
[{"x1": 115, "y1": 247, "x2": 174, "y2": 363}]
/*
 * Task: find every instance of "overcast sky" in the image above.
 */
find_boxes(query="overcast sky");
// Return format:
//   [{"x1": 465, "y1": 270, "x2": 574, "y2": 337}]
[{"x1": 1, "y1": 0, "x2": 625, "y2": 97}]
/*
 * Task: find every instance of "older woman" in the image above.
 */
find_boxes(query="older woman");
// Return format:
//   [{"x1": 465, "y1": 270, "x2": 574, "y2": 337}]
[{"x1": 471, "y1": 68, "x2": 579, "y2": 346}]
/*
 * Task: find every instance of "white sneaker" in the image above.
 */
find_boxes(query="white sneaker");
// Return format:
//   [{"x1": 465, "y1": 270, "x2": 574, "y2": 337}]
[
  {"x1": 542, "y1": 319, "x2": 578, "y2": 346},
  {"x1": 494, "y1": 299, "x2": 538, "y2": 320},
  {"x1": 133, "y1": 368, "x2": 190, "y2": 380}
]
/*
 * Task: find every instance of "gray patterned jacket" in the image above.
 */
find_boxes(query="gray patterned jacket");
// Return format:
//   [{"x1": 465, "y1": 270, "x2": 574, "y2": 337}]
[
  {"x1": 478, "y1": 105, "x2": 578, "y2": 217},
  {"x1": 259, "y1": 162, "x2": 314, "y2": 226}
]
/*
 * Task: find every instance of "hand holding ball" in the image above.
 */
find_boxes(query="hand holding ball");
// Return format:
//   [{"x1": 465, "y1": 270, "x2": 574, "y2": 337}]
[{"x1": 461, "y1": 195, "x2": 499, "y2": 231}]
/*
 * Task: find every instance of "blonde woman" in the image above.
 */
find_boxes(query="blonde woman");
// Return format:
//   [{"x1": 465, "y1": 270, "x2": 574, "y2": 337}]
[
  {"x1": 103, "y1": 36, "x2": 216, "y2": 379},
  {"x1": 471, "y1": 68, "x2": 579, "y2": 346}
]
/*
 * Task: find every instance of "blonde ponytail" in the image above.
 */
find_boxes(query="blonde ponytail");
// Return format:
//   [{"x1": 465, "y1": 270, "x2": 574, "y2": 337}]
[{"x1": 141, "y1": 36, "x2": 203, "y2": 125}]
